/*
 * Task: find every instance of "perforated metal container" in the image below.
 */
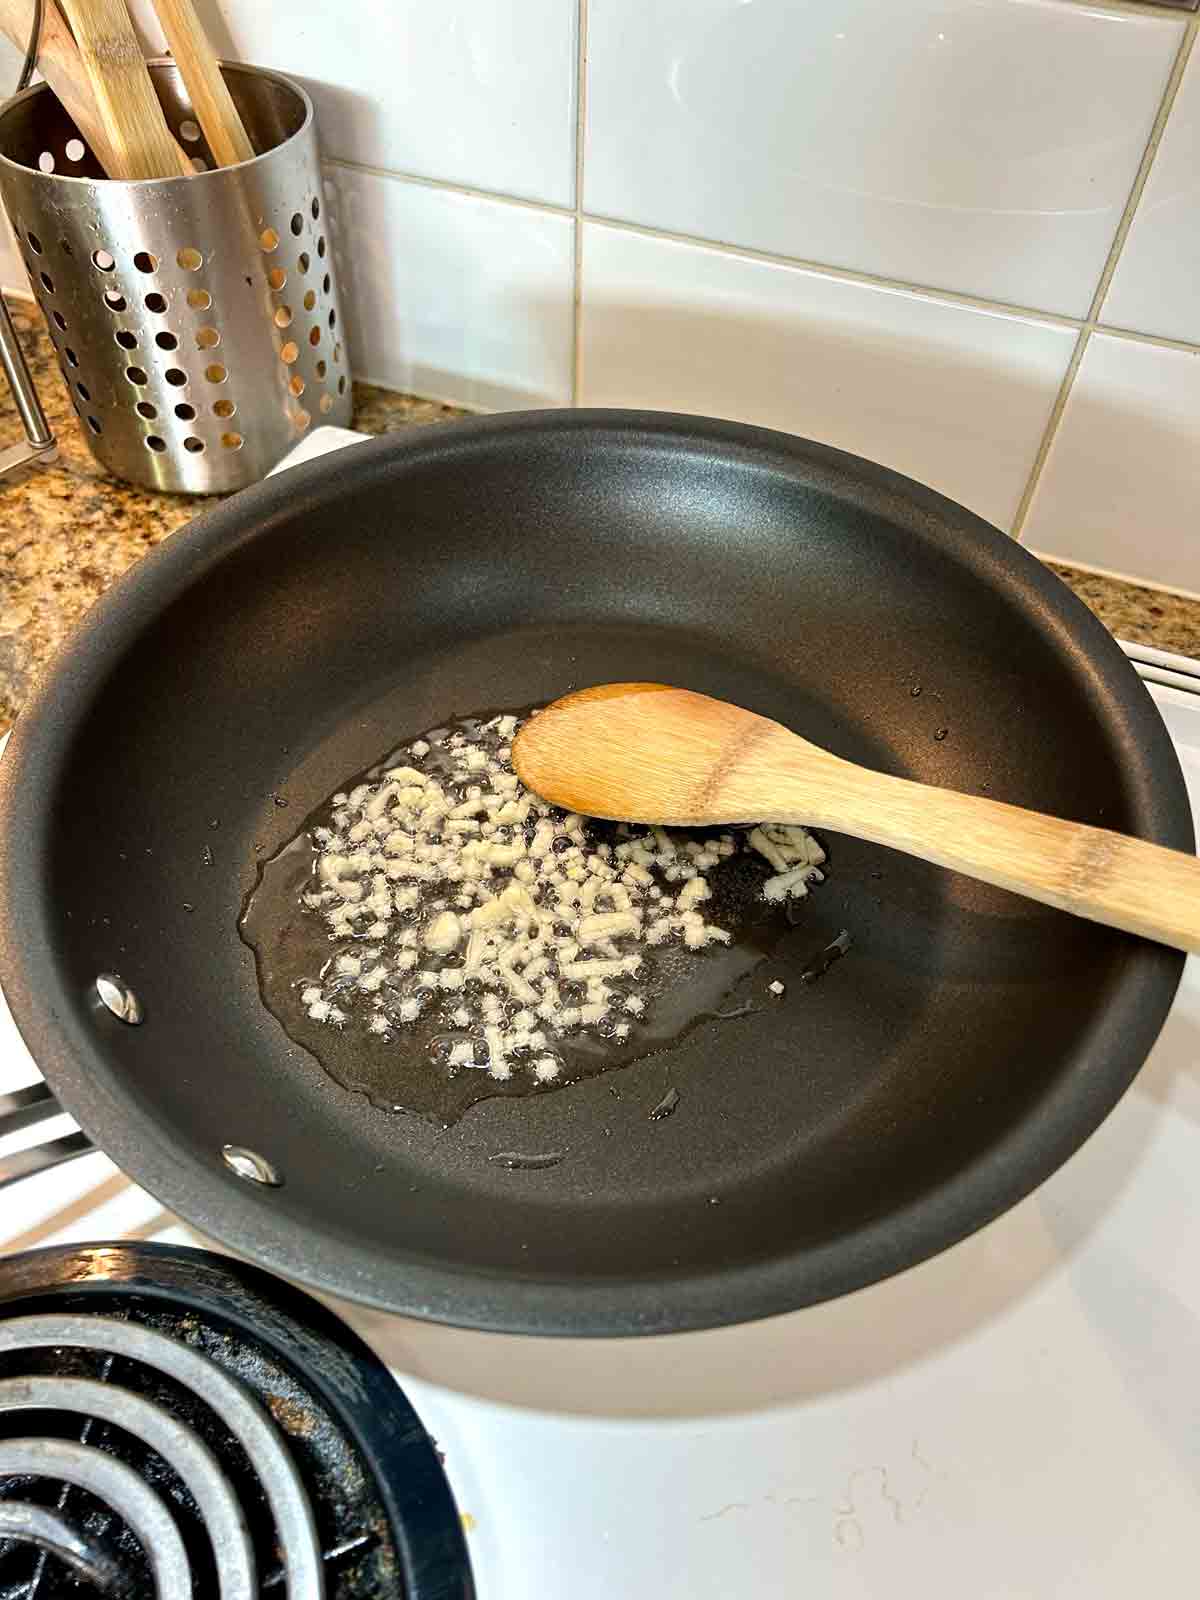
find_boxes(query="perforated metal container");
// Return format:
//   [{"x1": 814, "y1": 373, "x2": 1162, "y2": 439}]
[{"x1": 0, "y1": 62, "x2": 352, "y2": 493}]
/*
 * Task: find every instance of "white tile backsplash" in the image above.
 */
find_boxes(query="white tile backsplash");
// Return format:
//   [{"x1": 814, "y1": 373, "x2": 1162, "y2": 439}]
[
  {"x1": 1102, "y1": 45, "x2": 1200, "y2": 347},
  {"x1": 580, "y1": 222, "x2": 1075, "y2": 530},
  {"x1": 585, "y1": 0, "x2": 1182, "y2": 317},
  {"x1": 191, "y1": 0, "x2": 578, "y2": 207},
  {"x1": 324, "y1": 165, "x2": 574, "y2": 410},
  {"x1": 1023, "y1": 335, "x2": 1200, "y2": 597},
  {"x1": 3, "y1": 0, "x2": 1199, "y2": 604}
]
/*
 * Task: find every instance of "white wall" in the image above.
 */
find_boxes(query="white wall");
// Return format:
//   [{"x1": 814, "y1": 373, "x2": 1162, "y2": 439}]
[{"x1": 2, "y1": 1, "x2": 1198, "y2": 593}]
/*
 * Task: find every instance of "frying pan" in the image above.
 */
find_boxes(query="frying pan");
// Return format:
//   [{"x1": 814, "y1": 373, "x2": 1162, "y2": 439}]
[{"x1": 0, "y1": 411, "x2": 1191, "y2": 1336}]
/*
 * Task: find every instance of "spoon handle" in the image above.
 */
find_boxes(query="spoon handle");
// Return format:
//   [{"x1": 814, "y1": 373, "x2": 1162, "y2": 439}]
[{"x1": 773, "y1": 767, "x2": 1200, "y2": 954}]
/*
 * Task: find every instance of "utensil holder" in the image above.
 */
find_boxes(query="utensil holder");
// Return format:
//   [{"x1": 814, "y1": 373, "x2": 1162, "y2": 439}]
[{"x1": 0, "y1": 61, "x2": 352, "y2": 494}]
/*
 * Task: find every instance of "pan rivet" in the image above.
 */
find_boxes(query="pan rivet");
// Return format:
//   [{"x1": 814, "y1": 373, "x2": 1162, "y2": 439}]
[
  {"x1": 221, "y1": 1145, "x2": 283, "y2": 1187},
  {"x1": 94, "y1": 973, "x2": 143, "y2": 1025}
]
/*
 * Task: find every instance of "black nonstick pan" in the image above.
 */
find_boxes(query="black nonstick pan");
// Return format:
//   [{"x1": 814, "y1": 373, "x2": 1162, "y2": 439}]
[{"x1": 0, "y1": 411, "x2": 1191, "y2": 1336}]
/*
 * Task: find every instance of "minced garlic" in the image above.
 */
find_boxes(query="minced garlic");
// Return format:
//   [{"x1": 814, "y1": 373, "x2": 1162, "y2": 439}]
[{"x1": 296, "y1": 712, "x2": 826, "y2": 1082}]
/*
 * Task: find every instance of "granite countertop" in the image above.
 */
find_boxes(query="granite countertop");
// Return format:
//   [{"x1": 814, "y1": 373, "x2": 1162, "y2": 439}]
[{"x1": 2, "y1": 298, "x2": 1198, "y2": 736}]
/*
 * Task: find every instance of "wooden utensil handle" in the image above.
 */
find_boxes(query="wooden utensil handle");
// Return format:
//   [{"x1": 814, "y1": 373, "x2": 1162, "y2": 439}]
[
  {"x1": 784, "y1": 765, "x2": 1200, "y2": 953},
  {"x1": 0, "y1": 0, "x2": 119, "y2": 175},
  {"x1": 58, "y1": 0, "x2": 190, "y2": 180},
  {"x1": 149, "y1": 0, "x2": 254, "y2": 167}
]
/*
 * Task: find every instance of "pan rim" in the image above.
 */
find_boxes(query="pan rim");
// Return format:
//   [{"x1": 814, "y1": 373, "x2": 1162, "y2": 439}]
[{"x1": 0, "y1": 409, "x2": 1191, "y2": 1336}]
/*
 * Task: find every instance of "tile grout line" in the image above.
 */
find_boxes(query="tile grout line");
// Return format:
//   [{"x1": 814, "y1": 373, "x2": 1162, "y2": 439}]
[
  {"x1": 323, "y1": 155, "x2": 1084, "y2": 331},
  {"x1": 1080, "y1": 16, "x2": 1196, "y2": 331},
  {"x1": 2, "y1": 209, "x2": 1192, "y2": 356},
  {"x1": 1007, "y1": 328, "x2": 1092, "y2": 542},
  {"x1": 319, "y1": 160, "x2": 1200, "y2": 358},
  {"x1": 571, "y1": 0, "x2": 589, "y2": 406},
  {"x1": 323, "y1": 157, "x2": 576, "y2": 220},
  {"x1": 1095, "y1": 322, "x2": 1200, "y2": 355},
  {"x1": 578, "y1": 211, "x2": 1086, "y2": 328},
  {"x1": 579, "y1": 212, "x2": 1199, "y2": 354},
  {"x1": 1010, "y1": 15, "x2": 1197, "y2": 542}
]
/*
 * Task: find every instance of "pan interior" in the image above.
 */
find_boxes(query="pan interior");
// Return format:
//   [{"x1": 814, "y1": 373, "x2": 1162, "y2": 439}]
[{"x1": 8, "y1": 417, "x2": 1186, "y2": 1331}]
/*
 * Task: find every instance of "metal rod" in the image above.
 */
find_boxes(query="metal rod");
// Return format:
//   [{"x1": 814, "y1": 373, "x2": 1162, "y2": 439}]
[
  {"x1": 0, "y1": 1080, "x2": 63, "y2": 1138},
  {"x1": 0, "y1": 293, "x2": 53, "y2": 450},
  {"x1": 0, "y1": 1130, "x2": 93, "y2": 1188},
  {"x1": 1135, "y1": 663, "x2": 1200, "y2": 697}
]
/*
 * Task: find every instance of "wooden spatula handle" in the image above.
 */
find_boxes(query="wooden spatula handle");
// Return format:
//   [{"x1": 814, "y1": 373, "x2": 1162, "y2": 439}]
[
  {"x1": 781, "y1": 764, "x2": 1200, "y2": 953},
  {"x1": 149, "y1": 0, "x2": 255, "y2": 167},
  {"x1": 58, "y1": 0, "x2": 191, "y2": 180}
]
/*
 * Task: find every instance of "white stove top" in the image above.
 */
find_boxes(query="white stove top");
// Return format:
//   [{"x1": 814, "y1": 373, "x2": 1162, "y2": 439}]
[{"x1": 3, "y1": 678, "x2": 1198, "y2": 1600}]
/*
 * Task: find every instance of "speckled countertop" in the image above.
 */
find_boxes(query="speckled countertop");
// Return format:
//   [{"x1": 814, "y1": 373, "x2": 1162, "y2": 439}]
[{"x1": 2, "y1": 297, "x2": 1198, "y2": 737}]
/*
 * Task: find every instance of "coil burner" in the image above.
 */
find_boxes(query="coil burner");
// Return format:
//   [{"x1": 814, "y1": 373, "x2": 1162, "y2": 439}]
[{"x1": 0, "y1": 1242, "x2": 471, "y2": 1598}]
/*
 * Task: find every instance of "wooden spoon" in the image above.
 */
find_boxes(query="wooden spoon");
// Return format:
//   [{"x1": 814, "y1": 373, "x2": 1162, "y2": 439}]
[{"x1": 512, "y1": 683, "x2": 1200, "y2": 954}]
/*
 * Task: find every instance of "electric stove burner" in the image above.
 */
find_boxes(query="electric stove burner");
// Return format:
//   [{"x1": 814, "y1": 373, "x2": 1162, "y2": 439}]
[{"x1": 0, "y1": 1243, "x2": 472, "y2": 1598}]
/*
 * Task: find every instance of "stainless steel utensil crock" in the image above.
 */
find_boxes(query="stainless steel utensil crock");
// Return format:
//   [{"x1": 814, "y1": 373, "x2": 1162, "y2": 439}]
[{"x1": 0, "y1": 60, "x2": 351, "y2": 493}]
